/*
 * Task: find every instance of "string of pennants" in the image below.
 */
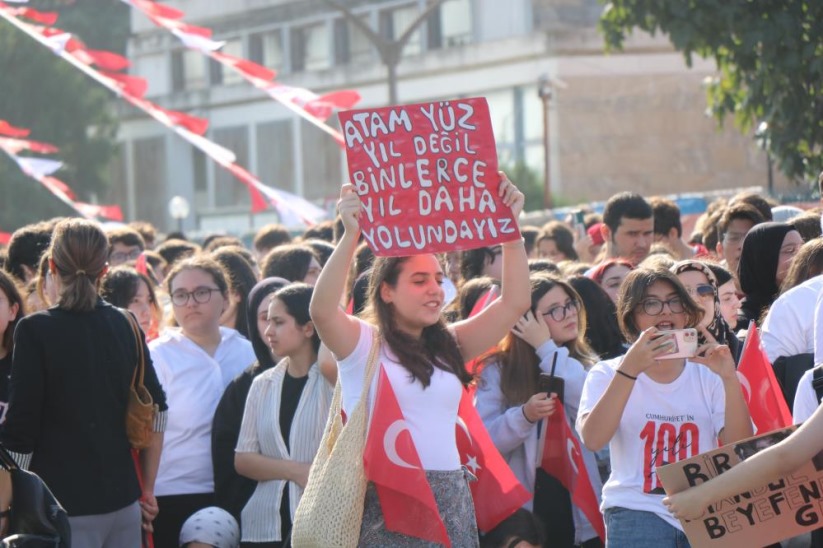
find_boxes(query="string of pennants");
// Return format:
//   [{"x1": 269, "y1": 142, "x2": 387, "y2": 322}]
[
  {"x1": 0, "y1": 0, "x2": 360, "y2": 226},
  {"x1": 0, "y1": 119, "x2": 125, "y2": 221}
]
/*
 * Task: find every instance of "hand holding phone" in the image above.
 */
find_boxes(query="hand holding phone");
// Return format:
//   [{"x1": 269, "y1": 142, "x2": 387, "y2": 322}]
[
  {"x1": 538, "y1": 373, "x2": 565, "y2": 404},
  {"x1": 654, "y1": 328, "x2": 698, "y2": 360}
]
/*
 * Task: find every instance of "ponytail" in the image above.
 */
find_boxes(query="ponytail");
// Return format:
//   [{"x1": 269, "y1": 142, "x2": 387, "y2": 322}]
[{"x1": 49, "y1": 219, "x2": 108, "y2": 312}]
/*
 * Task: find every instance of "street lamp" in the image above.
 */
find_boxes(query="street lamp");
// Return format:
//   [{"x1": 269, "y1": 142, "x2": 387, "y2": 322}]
[
  {"x1": 168, "y1": 195, "x2": 190, "y2": 234},
  {"x1": 538, "y1": 74, "x2": 553, "y2": 210},
  {"x1": 755, "y1": 121, "x2": 774, "y2": 195}
]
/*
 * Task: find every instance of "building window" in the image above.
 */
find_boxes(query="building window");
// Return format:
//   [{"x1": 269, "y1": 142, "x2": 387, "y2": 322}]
[
  {"x1": 210, "y1": 38, "x2": 244, "y2": 86},
  {"x1": 334, "y1": 15, "x2": 373, "y2": 66},
  {"x1": 301, "y1": 119, "x2": 342, "y2": 201},
  {"x1": 256, "y1": 121, "x2": 294, "y2": 192},
  {"x1": 291, "y1": 22, "x2": 331, "y2": 72},
  {"x1": 192, "y1": 147, "x2": 209, "y2": 210},
  {"x1": 213, "y1": 126, "x2": 251, "y2": 208},
  {"x1": 380, "y1": 4, "x2": 423, "y2": 57},
  {"x1": 439, "y1": 0, "x2": 472, "y2": 47},
  {"x1": 171, "y1": 49, "x2": 207, "y2": 91},
  {"x1": 249, "y1": 30, "x2": 284, "y2": 72}
]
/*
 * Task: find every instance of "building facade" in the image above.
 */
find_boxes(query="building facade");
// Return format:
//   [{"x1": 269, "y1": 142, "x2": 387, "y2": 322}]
[{"x1": 112, "y1": 0, "x2": 785, "y2": 231}]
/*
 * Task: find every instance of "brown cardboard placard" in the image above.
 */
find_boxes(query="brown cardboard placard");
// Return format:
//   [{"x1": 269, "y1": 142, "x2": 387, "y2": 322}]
[{"x1": 658, "y1": 426, "x2": 823, "y2": 547}]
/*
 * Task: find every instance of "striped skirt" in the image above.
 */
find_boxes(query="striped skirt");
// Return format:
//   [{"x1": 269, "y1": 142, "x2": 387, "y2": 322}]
[{"x1": 358, "y1": 469, "x2": 479, "y2": 547}]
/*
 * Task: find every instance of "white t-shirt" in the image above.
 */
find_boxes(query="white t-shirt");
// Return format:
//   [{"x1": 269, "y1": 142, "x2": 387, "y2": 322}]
[
  {"x1": 577, "y1": 356, "x2": 726, "y2": 530},
  {"x1": 793, "y1": 366, "x2": 823, "y2": 424},
  {"x1": 337, "y1": 319, "x2": 463, "y2": 471},
  {"x1": 151, "y1": 327, "x2": 256, "y2": 497},
  {"x1": 762, "y1": 276, "x2": 823, "y2": 363}
]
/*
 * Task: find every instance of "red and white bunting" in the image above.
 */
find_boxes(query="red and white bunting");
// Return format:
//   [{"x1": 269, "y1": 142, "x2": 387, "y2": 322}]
[{"x1": 0, "y1": 3, "x2": 329, "y2": 225}]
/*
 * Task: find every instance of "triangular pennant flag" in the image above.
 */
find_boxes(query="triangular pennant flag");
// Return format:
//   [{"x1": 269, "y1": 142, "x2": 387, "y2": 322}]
[
  {"x1": 541, "y1": 404, "x2": 606, "y2": 542},
  {"x1": 40, "y1": 175, "x2": 76, "y2": 200},
  {"x1": 101, "y1": 71, "x2": 148, "y2": 97},
  {"x1": 0, "y1": 120, "x2": 30, "y2": 138},
  {"x1": 171, "y1": 27, "x2": 225, "y2": 52},
  {"x1": 12, "y1": 155, "x2": 63, "y2": 177},
  {"x1": 123, "y1": 0, "x2": 184, "y2": 20},
  {"x1": 211, "y1": 51, "x2": 276, "y2": 81},
  {"x1": 456, "y1": 389, "x2": 532, "y2": 532},
  {"x1": 8, "y1": 6, "x2": 57, "y2": 25},
  {"x1": 737, "y1": 322, "x2": 793, "y2": 433},
  {"x1": 363, "y1": 367, "x2": 451, "y2": 546}
]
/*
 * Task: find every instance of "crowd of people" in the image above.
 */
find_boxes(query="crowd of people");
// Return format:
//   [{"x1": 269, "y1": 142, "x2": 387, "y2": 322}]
[{"x1": 0, "y1": 170, "x2": 822, "y2": 548}]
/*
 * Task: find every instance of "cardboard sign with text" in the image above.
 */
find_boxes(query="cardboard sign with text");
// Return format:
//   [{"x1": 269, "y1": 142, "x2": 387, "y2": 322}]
[
  {"x1": 338, "y1": 98, "x2": 521, "y2": 257},
  {"x1": 658, "y1": 426, "x2": 823, "y2": 548}
]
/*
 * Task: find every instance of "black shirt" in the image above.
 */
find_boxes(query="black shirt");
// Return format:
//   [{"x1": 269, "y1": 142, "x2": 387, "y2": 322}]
[
  {"x1": 0, "y1": 353, "x2": 10, "y2": 425},
  {"x1": 1, "y1": 299, "x2": 167, "y2": 516},
  {"x1": 278, "y1": 371, "x2": 309, "y2": 537}
]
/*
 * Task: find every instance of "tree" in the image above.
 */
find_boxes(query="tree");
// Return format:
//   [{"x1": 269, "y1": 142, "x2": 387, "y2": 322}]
[
  {"x1": 0, "y1": 0, "x2": 128, "y2": 229},
  {"x1": 600, "y1": 1, "x2": 823, "y2": 185}
]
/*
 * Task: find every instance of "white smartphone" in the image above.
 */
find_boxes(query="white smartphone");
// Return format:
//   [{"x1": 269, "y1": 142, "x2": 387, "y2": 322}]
[{"x1": 655, "y1": 328, "x2": 698, "y2": 360}]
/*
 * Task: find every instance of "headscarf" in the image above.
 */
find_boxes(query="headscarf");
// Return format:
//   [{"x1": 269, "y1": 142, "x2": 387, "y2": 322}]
[
  {"x1": 245, "y1": 277, "x2": 290, "y2": 369},
  {"x1": 179, "y1": 506, "x2": 240, "y2": 548},
  {"x1": 671, "y1": 260, "x2": 732, "y2": 346},
  {"x1": 737, "y1": 222, "x2": 795, "y2": 323}
]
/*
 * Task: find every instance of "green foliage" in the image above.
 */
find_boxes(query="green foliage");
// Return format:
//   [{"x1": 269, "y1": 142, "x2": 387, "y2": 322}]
[
  {"x1": 600, "y1": 1, "x2": 823, "y2": 185},
  {"x1": 0, "y1": 1, "x2": 128, "y2": 230},
  {"x1": 500, "y1": 161, "x2": 573, "y2": 212}
]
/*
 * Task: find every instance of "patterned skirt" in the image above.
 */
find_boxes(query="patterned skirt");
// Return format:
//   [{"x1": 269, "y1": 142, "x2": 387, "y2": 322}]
[{"x1": 358, "y1": 469, "x2": 479, "y2": 547}]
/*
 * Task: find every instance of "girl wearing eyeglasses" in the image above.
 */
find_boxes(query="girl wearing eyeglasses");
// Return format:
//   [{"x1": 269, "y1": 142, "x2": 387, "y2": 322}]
[
  {"x1": 477, "y1": 274, "x2": 603, "y2": 548},
  {"x1": 149, "y1": 256, "x2": 256, "y2": 547},
  {"x1": 671, "y1": 261, "x2": 742, "y2": 364},
  {"x1": 577, "y1": 269, "x2": 752, "y2": 548}
]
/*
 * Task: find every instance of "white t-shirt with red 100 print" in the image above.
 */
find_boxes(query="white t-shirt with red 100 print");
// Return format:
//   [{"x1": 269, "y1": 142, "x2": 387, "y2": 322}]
[{"x1": 577, "y1": 355, "x2": 727, "y2": 531}]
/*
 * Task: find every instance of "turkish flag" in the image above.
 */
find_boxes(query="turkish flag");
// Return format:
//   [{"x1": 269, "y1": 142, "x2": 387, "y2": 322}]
[
  {"x1": 363, "y1": 367, "x2": 451, "y2": 546},
  {"x1": 737, "y1": 322, "x2": 792, "y2": 433},
  {"x1": 0, "y1": 120, "x2": 30, "y2": 138},
  {"x1": 456, "y1": 389, "x2": 532, "y2": 533},
  {"x1": 127, "y1": 0, "x2": 185, "y2": 20},
  {"x1": 101, "y1": 71, "x2": 149, "y2": 98},
  {"x1": 541, "y1": 404, "x2": 606, "y2": 542}
]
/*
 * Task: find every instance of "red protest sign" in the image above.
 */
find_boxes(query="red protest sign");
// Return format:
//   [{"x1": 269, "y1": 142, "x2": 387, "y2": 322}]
[{"x1": 339, "y1": 98, "x2": 520, "y2": 257}]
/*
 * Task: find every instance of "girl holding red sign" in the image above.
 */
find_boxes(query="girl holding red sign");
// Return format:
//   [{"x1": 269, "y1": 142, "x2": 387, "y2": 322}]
[
  {"x1": 577, "y1": 269, "x2": 752, "y2": 548},
  {"x1": 309, "y1": 173, "x2": 530, "y2": 546}
]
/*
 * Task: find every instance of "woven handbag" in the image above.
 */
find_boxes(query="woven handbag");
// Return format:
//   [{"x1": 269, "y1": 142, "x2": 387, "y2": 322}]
[
  {"x1": 122, "y1": 310, "x2": 157, "y2": 450},
  {"x1": 291, "y1": 332, "x2": 380, "y2": 548}
]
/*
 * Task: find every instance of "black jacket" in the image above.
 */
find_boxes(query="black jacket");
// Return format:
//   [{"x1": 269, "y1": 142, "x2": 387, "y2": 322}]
[{"x1": 1, "y1": 299, "x2": 167, "y2": 516}]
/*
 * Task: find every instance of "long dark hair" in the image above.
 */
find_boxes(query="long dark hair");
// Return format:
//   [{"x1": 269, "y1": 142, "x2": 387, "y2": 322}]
[
  {"x1": 568, "y1": 275, "x2": 625, "y2": 360},
  {"x1": 273, "y1": 283, "x2": 321, "y2": 354},
  {"x1": 211, "y1": 246, "x2": 258, "y2": 339},
  {"x1": 362, "y1": 256, "x2": 470, "y2": 387},
  {"x1": 493, "y1": 275, "x2": 595, "y2": 406},
  {"x1": 100, "y1": 266, "x2": 158, "y2": 310},
  {"x1": 0, "y1": 270, "x2": 25, "y2": 355},
  {"x1": 49, "y1": 219, "x2": 108, "y2": 312}
]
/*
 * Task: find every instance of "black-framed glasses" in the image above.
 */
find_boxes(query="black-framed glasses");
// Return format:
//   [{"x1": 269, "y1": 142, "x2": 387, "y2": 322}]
[
  {"x1": 687, "y1": 284, "x2": 715, "y2": 299},
  {"x1": 171, "y1": 287, "x2": 221, "y2": 307},
  {"x1": 110, "y1": 249, "x2": 142, "y2": 263},
  {"x1": 639, "y1": 297, "x2": 684, "y2": 316},
  {"x1": 542, "y1": 300, "x2": 579, "y2": 322}
]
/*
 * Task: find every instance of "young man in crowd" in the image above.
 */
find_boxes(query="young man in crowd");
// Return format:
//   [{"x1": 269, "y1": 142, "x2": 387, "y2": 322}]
[
  {"x1": 650, "y1": 197, "x2": 708, "y2": 260},
  {"x1": 106, "y1": 227, "x2": 146, "y2": 266},
  {"x1": 599, "y1": 192, "x2": 654, "y2": 266},
  {"x1": 715, "y1": 202, "x2": 765, "y2": 275}
]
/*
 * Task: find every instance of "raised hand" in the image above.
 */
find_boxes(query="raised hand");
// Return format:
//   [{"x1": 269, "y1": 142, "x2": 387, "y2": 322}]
[
  {"x1": 498, "y1": 171, "x2": 525, "y2": 218},
  {"x1": 511, "y1": 310, "x2": 552, "y2": 350},
  {"x1": 338, "y1": 183, "x2": 362, "y2": 235}
]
